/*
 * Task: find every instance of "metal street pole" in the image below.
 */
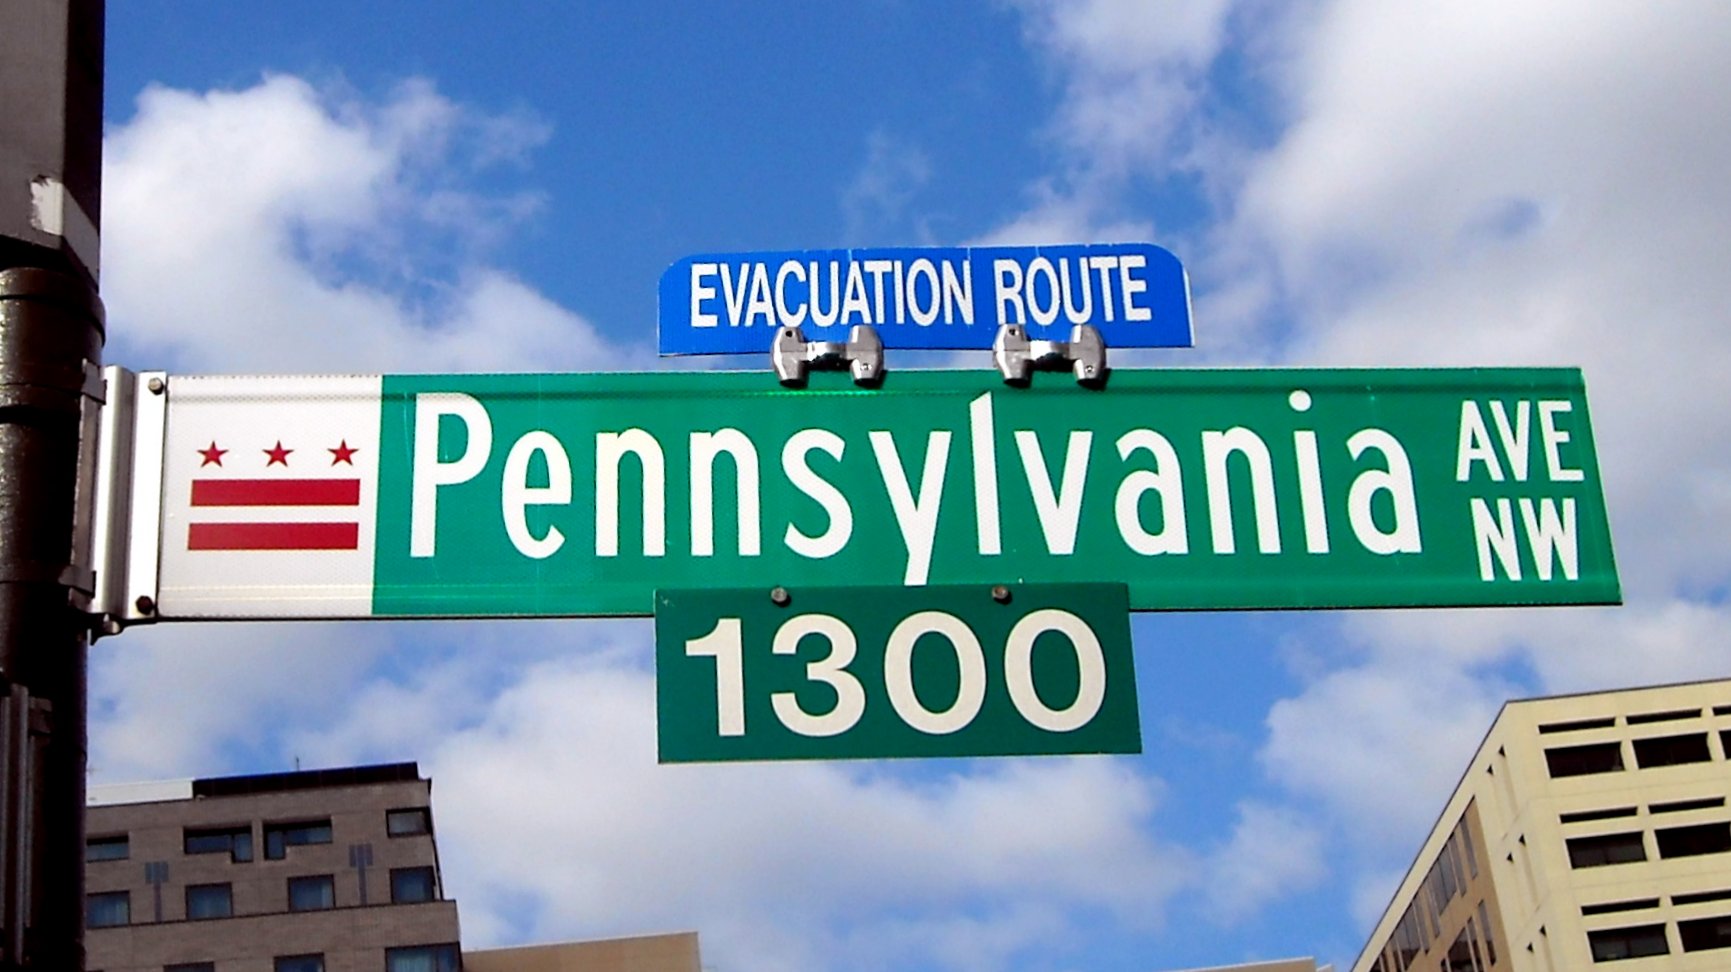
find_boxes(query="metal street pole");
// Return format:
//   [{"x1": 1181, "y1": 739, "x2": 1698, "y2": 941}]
[{"x1": 0, "y1": 1, "x2": 106, "y2": 967}]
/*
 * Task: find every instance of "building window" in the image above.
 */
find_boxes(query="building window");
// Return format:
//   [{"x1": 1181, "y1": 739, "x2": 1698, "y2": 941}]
[
  {"x1": 384, "y1": 944, "x2": 460, "y2": 972},
  {"x1": 275, "y1": 955, "x2": 324, "y2": 972},
  {"x1": 1582, "y1": 898, "x2": 1660, "y2": 916},
  {"x1": 166, "y1": 963, "x2": 216, "y2": 972},
  {"x1": 391, "y1": 866, "x2": 436, "y2": 904},
  {"x1": 1539, "y1": 716, "x2": 1616, "y2": 733},
  {"x1": 387, "y1": 807, "x2": 432, "y2": 837},
  {"x1": 288, "y1": 874, "x2": 336, "y2": 912},
  {"x1": 1633, "y1": 732, "x2": 1712, "y2": 768},
  {"x1": 1680, "y1": 915, "x2": 1731, "y2": 951},
  {"x1": 1587, "y1": 924, "x2": 1669, "y2": 961},
  {"x1": 86, "y1": 891, "x2": 129, "y2": 928},
  {"x1": 1443, "y1": 925, "x2": 1481, "y2": 972},
  {"x1": 185, "y1": 825, "x2": 253, "y2": 863},
  {"x1": 1476, "y1": 902, "x2": 1498, "y2": 965},
  {"x1": 1561, "y1": 806, "x2": 1638, "y2": 824},
  {"x1": 264, "y1": 819, "x2": 332, "y2": 860},
  {"x1": 1567, "y1": 832, "x2": 1646, "y2": 868},
  {"x1": 185, "y1": 883, "x2": 232, "y2": 920},
  {"x1": 1545, "y1": 741, "x2": 1624, "y2": 777},
  {"x1": 86, "y1": 834, "x2": 128, "y2": 862},
  {"x1": 1656, "y1": 822, "x2": 1731, "y2": 859}
]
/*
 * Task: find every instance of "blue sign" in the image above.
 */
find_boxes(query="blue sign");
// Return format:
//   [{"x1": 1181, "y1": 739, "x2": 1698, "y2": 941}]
[{"x1": 658, "y1": 242, "x2": 1192, "y2": 355}]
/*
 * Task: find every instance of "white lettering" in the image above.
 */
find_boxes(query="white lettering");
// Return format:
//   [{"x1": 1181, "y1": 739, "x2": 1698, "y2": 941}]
[
  {"x1": 1471, "y1": 497, "x2": 1521, "y2": 580},
  {"x1": 773, "y1": 260, "x2": 807, "y2": 327},
  {"x1": 863, "y1": 259, "x2": 893, "y2": 322},
  {"x1": 595, "y1": 429, "x2": 665, "y2": 557},
  {"x1": 907, "y1": 258, "x2": 940, "y2": 326},
  {"x1": 501, "y1": 430, "x2": 571, "y2": 559},
  {"x1": 942, "y1": 259, "x2": 974, "y2": 323},
  {"x1": 1456, "y1": 401, "x2": 1504, "y2": 482},
  {"x1": 690, "y1": 430, "x2": 760, "y2": 557},
  {"x1": 1015, "y1": 429, "x2": 1093, "y2": 556},
  {"x1": 1058, "y1": 257, "x2": 1093, "y2": 324},
  {"x1": 1114, "y1": 429, "x2": 1188, "y2": 555},
  {"x1": 1347, "y1": 429, "x2": 1422, "y2": 554},
  {"x1": 1087, "y1": 255, "x2": 1118, "y2": 322},
  {"x1": 690, "y1": 263, "x2": 719, "y2": 328},
  {"x1": 782, "y1": 429, "x2": 852, "y2": 559},
  {"x1": 719, "y1": 263, "x2": 750, "y2": 327},
  {"x1": 969, "y1": 393, "x2": 1001, "y2": 556},
  {"x1": 1520, "y1": 497, "x2": 1578, "y2": 580},
  {"x1": 1118, "y1": 253, "x2": 1151, "y2": 321},
  {"x1": 884, "y1": 611, "x2": 986, "y2": 734},
  {"x1": 1203, "y1": 428, "x2": 1281, "y2": 554},
  {"x1": 1489, "y1": 401, "x2": 1531, "y2": 481},
  {"x1": 1025, "y1": 257, "x2": 1060, "y2": 326},
  {"x1": 744, "y1": 262, "x2": 775, "y2": 326},
  {"x1": 993, "y1": 259, "x2": 1026, "y2": 324},
  {"x1": 410, "y1": 393, "x2": 493, "y2": 558},
  {"x1": 870, "y1": 429, "x2": 952, "y2": 585},
  {"x1": 1539, "y1": 400, "x2": 1585, "y2": 482},
  {"x1": 809, "y1": 261, "x2": 840, "y2": 327},
  {"x1": 841, "y1": 261, "x2": 872, "y2": 324}
]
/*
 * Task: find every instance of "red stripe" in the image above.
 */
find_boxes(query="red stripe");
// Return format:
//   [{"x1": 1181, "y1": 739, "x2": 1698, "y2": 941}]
[
  {"x1": 188, "y1": 522, "x2": 359, "y2": 551},
  {"x1": 192, "y1": 478, "x2": 360, "y2": 507}
]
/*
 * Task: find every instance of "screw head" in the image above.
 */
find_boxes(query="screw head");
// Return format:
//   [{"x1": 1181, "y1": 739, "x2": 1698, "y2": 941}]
[
  {"x1": 770, "y1": 586, "x2": 791, "y2": 607},
  {"x1": 134, "y1": 595, "x2": 156, "y2": 615},
  {"x1": 147, "y1": 377, "x2": 165, "y2": 395},
  {"x1": 991, "y1": 585, "x2": 1011, "y2": 604}
]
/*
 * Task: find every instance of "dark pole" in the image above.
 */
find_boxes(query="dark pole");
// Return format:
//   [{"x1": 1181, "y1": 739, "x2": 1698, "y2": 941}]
[{"x1": 0, "y1": 1, "x2": 106, "y2": 968}]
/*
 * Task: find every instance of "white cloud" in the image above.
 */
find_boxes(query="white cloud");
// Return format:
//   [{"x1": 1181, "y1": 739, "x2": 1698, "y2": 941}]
[
  {"x1": 101, "y1": 74, "x2": 646, "y2": 375},
  {"x1": 1199, "y1": 801, "x2": 1327, "y2": 924},
  {"x1": 89, "y1": 621, "x2": 394, "y2": 782},
  {"x1": 980, "y1": 0, "x2": 1238, "y2": 243},
  {"x1": 296, "y1": 650, "x2": 1188, "y2": 972}
]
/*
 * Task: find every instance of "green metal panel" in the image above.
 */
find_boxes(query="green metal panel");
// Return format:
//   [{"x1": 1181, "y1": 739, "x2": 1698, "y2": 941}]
[
  {"x1": 372, "y1": 367, "x2": 1618, "y2": 616},
  {"x1": 655, "y1": 583, "x2": 1140, "y2": 762}
]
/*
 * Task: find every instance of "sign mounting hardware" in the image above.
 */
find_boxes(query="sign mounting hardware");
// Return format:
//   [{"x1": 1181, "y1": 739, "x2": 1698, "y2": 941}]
[
  {"x1": 994, "y1": 324, "x2": 1108, "y2": 388},
  {"x1": 771, "y1": 324, "x2": 883, "y2": 388}
]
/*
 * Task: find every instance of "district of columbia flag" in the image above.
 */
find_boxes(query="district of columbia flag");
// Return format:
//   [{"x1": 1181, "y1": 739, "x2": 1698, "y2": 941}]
[{"x1": 156, "y1": 375, "x2": 383, "y2": 618}]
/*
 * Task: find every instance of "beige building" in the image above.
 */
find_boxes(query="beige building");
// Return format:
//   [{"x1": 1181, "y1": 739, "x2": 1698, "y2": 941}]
[
  {"x1": 1354, "y1": 678, "x2": 1731, "y2": 971},
  {"x1": 84, "y1": 763, "x2": 698, "y2": 972},
  {"x1": 463, "y1": 933, "x2": 700, "y2": 972}
]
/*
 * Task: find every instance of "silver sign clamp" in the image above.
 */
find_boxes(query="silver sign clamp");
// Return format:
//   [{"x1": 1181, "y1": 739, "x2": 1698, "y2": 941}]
[
  {"x1": 771, "y1": 325, "x2": 884, "y2": 388},
  {"x1": 993, "y1": 324, "x2": 1108, "y2": 388}
]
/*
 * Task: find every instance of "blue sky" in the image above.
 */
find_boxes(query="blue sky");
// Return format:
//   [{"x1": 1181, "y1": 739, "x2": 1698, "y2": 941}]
[{"x1": 90, "y1": 4, "x2": 1731, "y2": 971}]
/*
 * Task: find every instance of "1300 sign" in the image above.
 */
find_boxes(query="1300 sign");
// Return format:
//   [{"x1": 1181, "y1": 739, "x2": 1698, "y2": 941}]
[{"x1": 654, "y1": 584, "x2": 1140, "y2": 762}]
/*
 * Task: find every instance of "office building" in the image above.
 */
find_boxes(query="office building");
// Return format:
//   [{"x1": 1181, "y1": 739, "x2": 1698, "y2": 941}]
[
  {"x1": 1353, "y1": 678, "x2": 1731, "y2": 971},
  {"x1": 86, "y1": 763, "x2": 460, "y2": 972},
  {"x1": 85, "y1": 762, "x2": 700, "y2": 972}
]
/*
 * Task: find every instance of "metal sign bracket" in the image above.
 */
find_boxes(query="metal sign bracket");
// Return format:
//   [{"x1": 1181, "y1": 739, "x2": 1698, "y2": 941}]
[
  {"x1": 88, "y1": 367, "x2": 167, "y2": 636},
  {"x1": 771, "y1": 325, "x2": 884, "y2": 388},
  {"x1": 993, "y1": 324, "x2": 1109, "y2": 388}
]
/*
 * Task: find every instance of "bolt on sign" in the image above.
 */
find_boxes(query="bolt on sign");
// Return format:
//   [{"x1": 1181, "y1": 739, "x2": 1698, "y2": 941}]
[{"x1": 130, "y1": 367, "x2": 1618, "y2": 621}]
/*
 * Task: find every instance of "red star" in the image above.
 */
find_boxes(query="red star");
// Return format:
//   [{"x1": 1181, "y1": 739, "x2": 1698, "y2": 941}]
[
  {"x1": 329, "y1": 440, "x2": 359, "y2": 465},
  {"x1": 198, "y1": 441, "x2": 227, "y2": 467},
  {"x1": 264, "y1": 441, "x2": 293, "y2": 466}
]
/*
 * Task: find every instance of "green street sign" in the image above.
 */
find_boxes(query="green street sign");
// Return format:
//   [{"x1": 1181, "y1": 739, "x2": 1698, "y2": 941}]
[
  {"x1": 655, "y1": 583, "x2": 1141, "y2": 762},
  {"x1": 148, "y1": 367, "x2": 1619, "y2": 619}
]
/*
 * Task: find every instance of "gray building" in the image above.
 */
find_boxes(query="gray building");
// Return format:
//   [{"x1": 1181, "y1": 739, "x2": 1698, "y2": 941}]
[
  {"x1": 84, "y1": 762, "x2": 700, "y2": 972},
  {"x1": 86, "y1": 763, "x2": 459, "y2": 972}
]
